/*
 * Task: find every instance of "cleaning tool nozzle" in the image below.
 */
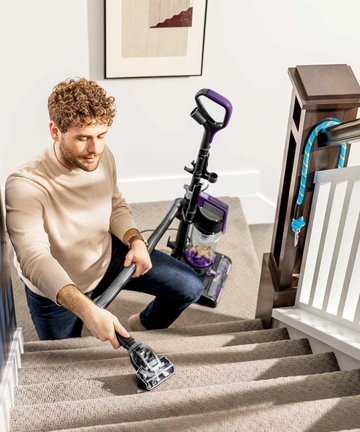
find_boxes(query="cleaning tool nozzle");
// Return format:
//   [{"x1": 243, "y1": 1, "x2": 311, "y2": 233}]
[{"x1": 116, "y1": 332, "x2": 175, "y2": 391}]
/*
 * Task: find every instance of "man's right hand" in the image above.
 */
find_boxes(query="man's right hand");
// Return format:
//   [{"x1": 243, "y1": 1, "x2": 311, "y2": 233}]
[
  {"x1": 56, "y1": 284, "x2": 130, "y2": 349},
  {"x1": 82, "y1": 306, "x2": 130, "y2": 349}
]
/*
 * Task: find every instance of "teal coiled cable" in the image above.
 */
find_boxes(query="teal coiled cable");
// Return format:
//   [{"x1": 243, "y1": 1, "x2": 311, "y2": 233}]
[{"x1": 291, "y1": 118, "x2": 347, "y2": 246}]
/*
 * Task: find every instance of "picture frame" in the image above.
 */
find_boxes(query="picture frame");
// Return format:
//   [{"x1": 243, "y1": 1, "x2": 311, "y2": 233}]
[{"x1": 104, "y1": 0, "x2": 208, "y2": 79}]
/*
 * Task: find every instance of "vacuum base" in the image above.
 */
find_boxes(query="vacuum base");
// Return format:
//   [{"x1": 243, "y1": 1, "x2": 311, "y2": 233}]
[{"x1": 194, "y1": 252, "x2": 232, "y2": 308}]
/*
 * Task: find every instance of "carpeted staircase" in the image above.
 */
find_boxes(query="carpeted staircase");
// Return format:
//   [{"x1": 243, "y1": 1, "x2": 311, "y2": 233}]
[
  {"x1": 8, "y1": 198, "x2": 360, "y2": 431},
  {"x1": 10, "y1": 319, "x2": 360, "y2": 431}
]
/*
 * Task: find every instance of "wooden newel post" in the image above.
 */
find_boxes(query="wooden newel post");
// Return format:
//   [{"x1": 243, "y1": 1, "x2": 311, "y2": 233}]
[{"x1": 256, "y1": 64, "x2": 360, "y2": 328}]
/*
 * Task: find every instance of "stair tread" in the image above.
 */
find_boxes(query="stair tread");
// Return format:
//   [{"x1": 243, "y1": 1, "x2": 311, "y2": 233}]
[
  {"x1": 10, "y1": 370, "x2": 360, "y2": 432},
  {"x1": 15, "y1": 338, "x2": 313, "y2": 404},
  {"x1": 22, "y1": 319, "x2": 264, "y2": 352},
  {"x1": 49, "y1": 426, "x2": 360, "y2": 432},
  {"x1": 21, "y1": 327, "x2": 290, "y2": 368},
  {"x1": 48, "y1": 394, "x2": 360, "y2": 432},
  {"x1": 48, "y1": 427, "x2": 360, "y2": 432},
  {"x1": 104, "y1": 395, "x2": 360, "y2": 432},
  {"x1": 17, "y1": 350, "x2": 339, "y2": 387}
]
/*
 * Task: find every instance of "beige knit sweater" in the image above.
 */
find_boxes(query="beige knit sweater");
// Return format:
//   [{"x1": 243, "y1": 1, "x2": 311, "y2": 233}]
[{"x1": 5, "y1": 145, "x2": 137, "y2": 303}]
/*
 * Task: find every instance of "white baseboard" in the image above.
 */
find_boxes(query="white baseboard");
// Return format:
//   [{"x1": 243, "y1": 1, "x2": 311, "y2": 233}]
[
  {"x1": 118, "y1": 170, "x2": 276, "y2": 225},
  {"x1": 118, "y1": 170, "x2": 260, "y2": 204},
  {"x1": 0, "y1": 328, "x2": 24, "y2": 432},
  {"x1": 240, "y1": 194, "x2": 276, "y2": 225}
]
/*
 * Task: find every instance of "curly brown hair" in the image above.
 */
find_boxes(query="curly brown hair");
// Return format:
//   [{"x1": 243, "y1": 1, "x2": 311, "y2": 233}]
[{"x1": 48, "y1": 78, "x2": 116, "y2": 132}]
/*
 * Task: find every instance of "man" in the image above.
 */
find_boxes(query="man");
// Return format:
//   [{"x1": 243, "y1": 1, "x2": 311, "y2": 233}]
[{"x1": 5, "y1": 77, "x2": 203, "y2": 349}]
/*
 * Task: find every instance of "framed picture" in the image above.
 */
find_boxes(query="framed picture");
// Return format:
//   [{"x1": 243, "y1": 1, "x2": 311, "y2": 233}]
[{"x1": 104, "y1": 0, "x2": 208, "y2": 79}]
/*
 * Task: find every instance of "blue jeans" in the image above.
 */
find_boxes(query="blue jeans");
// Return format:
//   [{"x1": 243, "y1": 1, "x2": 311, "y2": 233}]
[{"x1": 25, "y1": 235, "x2": 203, "y2": 340}]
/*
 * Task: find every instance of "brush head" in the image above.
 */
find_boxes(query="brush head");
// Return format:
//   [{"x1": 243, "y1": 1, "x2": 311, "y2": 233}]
[
  {"x1": 136, "y1": 354, "x2": 175, "y2": 391},
  {"x1": 128, "y1": 342, "x2": 175, "y2": 391}
]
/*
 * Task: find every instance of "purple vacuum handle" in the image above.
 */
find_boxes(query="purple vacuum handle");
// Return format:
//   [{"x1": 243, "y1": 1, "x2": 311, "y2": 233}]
[
  {"x1": 206, "y1": 89, "x2": 233, "y2": 128},
  {"x1": 194, "y1": 88, "x2": 233, "y2": 143},
  {"x1": 195, "y1": 89, "x2": 233, "y2": 125}
]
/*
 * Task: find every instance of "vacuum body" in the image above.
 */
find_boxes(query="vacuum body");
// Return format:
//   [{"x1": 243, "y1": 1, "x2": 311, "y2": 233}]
[
  {"x1": 184, "y1": 192, "x2": 232, "y2": 307},
  {"x1": 168, "y1": 88, "x2": 233, "y2": 307}
]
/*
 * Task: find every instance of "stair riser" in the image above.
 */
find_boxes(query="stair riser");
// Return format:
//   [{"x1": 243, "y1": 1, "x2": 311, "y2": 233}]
[
  {"x1": 22, "y1": 319, "x2": 265, "y2": 353},
  {"x1": 20, "y1": 328, "x2": 289, "y2": 369}
]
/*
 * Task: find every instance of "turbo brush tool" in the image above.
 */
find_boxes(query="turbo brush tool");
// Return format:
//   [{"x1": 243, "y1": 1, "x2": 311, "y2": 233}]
[{"x1": 116, "y1": 331, "x2": 175, "y2": 391}]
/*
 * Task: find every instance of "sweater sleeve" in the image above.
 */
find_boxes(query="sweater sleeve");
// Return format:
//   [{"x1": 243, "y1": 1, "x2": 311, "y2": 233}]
[
  {"x1": 106, "y1": 149, "x2": 138, "y2": 241},
  {"x1": 5, "y1": 174, "x2": 74, "y2": 303}
]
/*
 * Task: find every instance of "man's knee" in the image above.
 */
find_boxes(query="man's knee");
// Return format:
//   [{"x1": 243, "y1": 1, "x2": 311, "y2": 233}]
[
  {"x1": 150, "y1": 251, "x2": 203, "y2": 303},
  {"x1": 182, "y1": 269, "x2": 203, "y2": 303}
]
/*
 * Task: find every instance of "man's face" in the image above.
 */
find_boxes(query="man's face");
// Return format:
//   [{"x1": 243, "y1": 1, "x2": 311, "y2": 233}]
[{"x1": 52, "y1": 123, "x2": 108, "y2": 172}]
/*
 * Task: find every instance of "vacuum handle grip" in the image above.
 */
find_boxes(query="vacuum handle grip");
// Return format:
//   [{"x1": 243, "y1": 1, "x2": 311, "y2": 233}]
[
  {"x1": 116, "y1": 331, "x2": 136, "y2": 350},
  {"x1": 195, "y1": 88, "x2": 233, "y2": 129}
]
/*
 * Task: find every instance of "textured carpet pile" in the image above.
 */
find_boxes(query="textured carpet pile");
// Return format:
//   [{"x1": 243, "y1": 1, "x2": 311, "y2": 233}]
[{"x1": 9, "y1": 198, "x2": 360, "y2": 431}]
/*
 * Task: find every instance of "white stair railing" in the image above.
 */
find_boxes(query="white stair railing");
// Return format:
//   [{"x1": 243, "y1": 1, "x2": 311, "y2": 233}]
[{"x1": 296, "y1": 165, "x2": 360, "y2": 333}]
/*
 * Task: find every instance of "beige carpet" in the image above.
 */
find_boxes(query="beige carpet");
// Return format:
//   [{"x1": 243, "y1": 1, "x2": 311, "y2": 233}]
[
  {"x1": 9, "y1": 198, "x2": 360, "y2": 432},
  {"x1": 11, "y1": 321, "x2": 360, "y2": 432},
  {"x1": 249, "y1": 223, "x2": 274, "y2": 265},
  {"x1": 10, "y1": 196, "x2": 271, "y2": 342}
]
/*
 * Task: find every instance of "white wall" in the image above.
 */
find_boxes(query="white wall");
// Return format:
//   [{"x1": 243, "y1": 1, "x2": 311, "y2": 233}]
[{"x1": 2, "y1": 0, "x2": 360, "y2": 223}]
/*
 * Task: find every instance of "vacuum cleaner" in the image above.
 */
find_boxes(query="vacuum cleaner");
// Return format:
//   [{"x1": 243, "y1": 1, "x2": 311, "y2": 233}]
[
  {"x1": 95, "y1": 88, "x2": 232, "y2": 390},
  {"x1": 167, "y1": 88, "x2": 233, "y2": 307}
]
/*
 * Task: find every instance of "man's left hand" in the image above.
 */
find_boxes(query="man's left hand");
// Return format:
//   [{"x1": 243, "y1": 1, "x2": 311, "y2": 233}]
[{"x1": 123, "y1": 240, "x2": 152, "y2": 277}]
